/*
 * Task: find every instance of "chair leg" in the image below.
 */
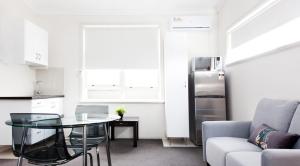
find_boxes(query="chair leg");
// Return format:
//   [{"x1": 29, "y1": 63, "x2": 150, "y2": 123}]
[
  {"x1": 105, "y1": 123, "x2": 112, "y2": 166},
  {"x1": 88, "y1": 153, "x2": 93, "y2": 166},
  {"x1": 17, "y1": 128, "x2": 28, "y2": 166},
  {"x1": 96, "y1": 146, "x2": 100, "y2": 166},
  {"x1": 105, "y1": 139, "x2": 111, "y2": 166},
  {"x1": 17, "y1": 157, "x2": 23, "y2": 166}
]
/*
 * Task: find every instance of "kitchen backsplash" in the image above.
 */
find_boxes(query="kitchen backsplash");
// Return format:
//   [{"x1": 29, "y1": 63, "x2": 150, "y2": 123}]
[{"x1": 36, "y1": 68, "x2": 64, "y2": 95}]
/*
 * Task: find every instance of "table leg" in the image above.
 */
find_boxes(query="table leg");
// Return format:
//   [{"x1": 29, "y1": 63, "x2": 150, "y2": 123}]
[
  {"x1": 137, "y1": 122, "x2": 139, "y2": 141},
  {"x1": 83, "y1": 125, "x2": 87, "y2": 166},
  {"x1": 17, "y1": 127, "x2": 28, "y2": 166},
  {"x1": 111, "y1": 124, "x2": 115, "y2": 140},
  {"x1": 133, "y1": 124, "x2": 137, "y2": 147},
  {"x1": 105, "y1": 123, "x2": 112, "y2": 166}
]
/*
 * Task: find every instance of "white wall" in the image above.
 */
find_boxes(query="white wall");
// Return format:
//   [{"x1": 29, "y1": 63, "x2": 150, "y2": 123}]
[
  {"x1": 219, "y1": 0, "x2": 300, "y2": 121},
  {"x1": 0, "y1": 0, "x2": 217, "y2": 139},
  {"x1": 0, "y1": 0, "x2": 36, "y2": 96},
  {"x1": 35, "y1": 14, "x2": 217, "y2": 138},
  {"x1": 34, "y1": 15, "x2": 169, "y2": 138}
]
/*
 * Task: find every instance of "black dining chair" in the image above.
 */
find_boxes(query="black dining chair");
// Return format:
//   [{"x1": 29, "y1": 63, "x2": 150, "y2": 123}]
[
  {"x1": 10, "y1": 113, "x2": 94, "y2": 166},
  {"x1": 68, "y1": 105, "x2": 111, "y2": 166}
]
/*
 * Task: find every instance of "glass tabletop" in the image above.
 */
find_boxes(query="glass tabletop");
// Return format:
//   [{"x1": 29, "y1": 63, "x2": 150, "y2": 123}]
[{"x1": 5, "y1": 114, "x2": 120, "y2": 128}]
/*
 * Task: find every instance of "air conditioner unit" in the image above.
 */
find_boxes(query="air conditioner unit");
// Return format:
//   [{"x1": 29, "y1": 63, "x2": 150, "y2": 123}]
[{"x1": 170, "y1": 16, "x2": 214, "y2": 30}]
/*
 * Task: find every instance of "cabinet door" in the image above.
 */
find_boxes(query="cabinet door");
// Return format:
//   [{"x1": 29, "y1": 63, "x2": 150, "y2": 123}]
[
  {"x1": 31, "y1": 99, "x2": 50, "y2": 113},
  {"x1": 48, "y1": 98, "x2": 63, "y2": 115},
  {"x1": 164, "y1": 32, "x2": 189, "y2": 138},
  {"x1": 36, "y1": 27, "x2": 48, "y2": 66},
  {"x1": 24, "y1": 20, "x2": 48, "y2": 66},
  {"x1": 24, "y1": 20, "x2": 38, "y2": 64}
]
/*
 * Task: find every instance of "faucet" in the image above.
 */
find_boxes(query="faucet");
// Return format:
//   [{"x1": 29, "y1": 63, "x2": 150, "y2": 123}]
[{"x1": 34, "y1": 81, "x2": 43, "y2": 95}]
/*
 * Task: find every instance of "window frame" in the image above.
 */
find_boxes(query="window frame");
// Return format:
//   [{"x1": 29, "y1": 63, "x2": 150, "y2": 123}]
[
  {"x1": 225, "y1": 0, "x2": 286, "y2": 65},
  {"x1": 79, "y1": 24, "x2": 163, "y2": 103}
]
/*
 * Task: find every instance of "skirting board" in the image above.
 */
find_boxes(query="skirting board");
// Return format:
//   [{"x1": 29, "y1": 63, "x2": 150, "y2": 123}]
[
  {"x1": 0, "y1": 146, "x2": 17, "y2": 160},
  {"x1": 162, "y1": 138, "x2": 198, "y2": 148}
]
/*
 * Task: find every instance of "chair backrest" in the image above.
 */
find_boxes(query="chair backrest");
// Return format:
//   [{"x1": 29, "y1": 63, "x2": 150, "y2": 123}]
[
  {"x1": 76, "y1": 105, "x2": 109, "y2": 117},
  {"x1": 70, "y1": 105, "x2": 109, "y2": 138},
  {"x1": 288, "y1": 105, "x2": 300, "y2": 149},
  {"x1": 251, "y1": 98, "x2": 299, "y2": 133},
  {"x1": 10, "y1": 113, "x2": 71, "y2": 162}
]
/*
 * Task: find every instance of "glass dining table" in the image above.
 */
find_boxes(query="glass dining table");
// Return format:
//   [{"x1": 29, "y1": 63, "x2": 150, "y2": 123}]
[{"x1": 5, "y1": 114, "x2": 120, "y2": 166}]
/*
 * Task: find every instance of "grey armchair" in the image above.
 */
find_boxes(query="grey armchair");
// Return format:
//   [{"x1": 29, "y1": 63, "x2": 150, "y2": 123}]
[{"x1": 202, "y1": 98, "x2": 300, "y2": 166}]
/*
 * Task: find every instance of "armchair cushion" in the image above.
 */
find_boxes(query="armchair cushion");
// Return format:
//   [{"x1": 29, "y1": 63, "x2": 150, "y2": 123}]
[
  {"x1": 226, "y1": 152, "x2": 261, "y2": 166},
  {"x1": 251, "y1": 98, "x2": 299, "y2": 133},
  {"x1": 262, "y1": 149, "x2": 300, "y2": 166},
  {"x1": 202, "y1": 121, "x2": 251, "y2": 161},
  {"x1": 206, "y1": 137, "x2": 262, "y2": 166},
  {"x1": 288, "y1": 105, "x2": 300, "y2": 149}
]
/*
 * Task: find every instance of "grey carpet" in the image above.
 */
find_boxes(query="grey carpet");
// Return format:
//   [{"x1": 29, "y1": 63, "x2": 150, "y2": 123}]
[{"x1": 0, "y1": 140, "x2": 205, "y2": 166}]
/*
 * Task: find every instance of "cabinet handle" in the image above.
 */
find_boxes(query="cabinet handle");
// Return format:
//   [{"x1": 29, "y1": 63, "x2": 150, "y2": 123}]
[{"x1": 35, "y1": 53, "x2": 42, "y2": 60}]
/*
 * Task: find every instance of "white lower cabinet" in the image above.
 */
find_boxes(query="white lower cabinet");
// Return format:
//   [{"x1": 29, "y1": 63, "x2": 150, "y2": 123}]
[{"x1": 0, "y1": 97, "x2": 63, "y2": 145}]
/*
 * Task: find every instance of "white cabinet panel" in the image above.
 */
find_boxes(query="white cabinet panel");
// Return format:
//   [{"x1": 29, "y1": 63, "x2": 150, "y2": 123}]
[
  {"x1": 48, "y1": 98, "x2": 63, "y2": 115},
  {"x1": 32, "y1": 99, "x2": 48, "y2": 108},
  {"x1": 24, "y1": 20, "x2": 48, "y2": 67},
  {"x1": 0, "y1": 97, "x2": 63, "y2": 145},
  {"x1": 164, "y1": 32, "x2": 189, "y2": 138}
]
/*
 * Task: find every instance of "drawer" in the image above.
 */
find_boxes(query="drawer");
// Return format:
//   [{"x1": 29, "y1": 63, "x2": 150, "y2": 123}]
[
  {"x1": 29, "y1": 129, "x2": 44, "y2": 144},
  {"x1": 32, "y1": 105, "x2": 50, "y2": 113},
  {"x1": 32, "y1": 99, "x2": 49, "y2": 108},
  {"x1": 29, "y1": 129, "x2": 55, "y2": 144},
  {"x1": 48, "y1": 98, "x2": 63, "y2": 115},
  {"x1": 31, "y1": 98, "x2": 63, "y2": 115},
  {"x1": 111, "y1": 121, "x2": 136, "y2": 126}
]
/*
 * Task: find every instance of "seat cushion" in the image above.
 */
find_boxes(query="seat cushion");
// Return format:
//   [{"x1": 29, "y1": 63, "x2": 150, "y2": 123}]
[
  {"x1": 251, "y1": 98, "x2": 299, "y2": 133},
  {"x1": 288, "y1": 105, "x2": 300, "y2": 149},
  {"x1": 226, "y1": 152, "x2": 261, "y2": 166},
  {"x1": 206, "y1": 137, "x2": 262, "y2": 166}
]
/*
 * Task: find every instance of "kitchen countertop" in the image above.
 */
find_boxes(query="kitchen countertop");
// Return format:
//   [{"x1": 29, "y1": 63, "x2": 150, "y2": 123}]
[{"x1": 0, "y1": 95, "x2": 65, "y2": 100}]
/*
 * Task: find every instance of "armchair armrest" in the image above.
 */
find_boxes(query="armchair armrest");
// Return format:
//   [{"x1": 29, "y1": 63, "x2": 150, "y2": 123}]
[
  {"x1": 202, "y1": 121, "x2": 251, "y2": 161},
  {"x1": 262, "y1": 149, "x2": 300, "y2": 166}
]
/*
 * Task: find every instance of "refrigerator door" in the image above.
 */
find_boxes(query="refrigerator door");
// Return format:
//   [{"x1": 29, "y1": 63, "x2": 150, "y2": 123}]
[
  {"x1": 194, "y1": 71, "x2": 225, "y2": 97},
  {"x1": 190, "y1": 97, "x2": 226, "y2": 145}
]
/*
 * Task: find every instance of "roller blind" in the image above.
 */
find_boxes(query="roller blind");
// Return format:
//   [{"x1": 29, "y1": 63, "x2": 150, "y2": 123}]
[{"x1": 84, "y1": 26, "x2": 160, "y2": 69}]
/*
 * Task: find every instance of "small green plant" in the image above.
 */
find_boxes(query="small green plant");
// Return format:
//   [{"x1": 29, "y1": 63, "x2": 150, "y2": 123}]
[{"x1": 115, "y1": 106, "x2": 126, "y2": 119}]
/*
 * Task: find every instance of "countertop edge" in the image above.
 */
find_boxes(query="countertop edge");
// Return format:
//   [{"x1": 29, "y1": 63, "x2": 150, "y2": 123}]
[{"x1": 0, "y1": 95, "x2": 65, "y2": 100}]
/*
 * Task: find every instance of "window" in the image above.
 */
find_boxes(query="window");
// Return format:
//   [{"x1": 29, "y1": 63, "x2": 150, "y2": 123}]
[
  {"x1": 81, "y1": 25, "x2": 161, "y2": 102},
  {"x1": 226, "y1": 0, "x2": 300, "y2": 65}
]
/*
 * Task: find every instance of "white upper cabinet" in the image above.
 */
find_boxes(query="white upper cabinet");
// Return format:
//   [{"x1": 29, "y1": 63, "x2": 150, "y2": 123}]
[{"x1": 24, "y1": 20, "x2": 48, "y2": 67}]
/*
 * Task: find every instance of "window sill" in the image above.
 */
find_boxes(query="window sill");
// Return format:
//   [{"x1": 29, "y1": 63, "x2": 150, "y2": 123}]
[{"x1": 79, "y1": 99, "x2": 165, "y2": 104}]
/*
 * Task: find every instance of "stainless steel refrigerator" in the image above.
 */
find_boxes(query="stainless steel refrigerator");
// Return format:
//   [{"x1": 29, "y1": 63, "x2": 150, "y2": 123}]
[{"x1": 189, "y1": 57, "x2": 226, "y2": 146}]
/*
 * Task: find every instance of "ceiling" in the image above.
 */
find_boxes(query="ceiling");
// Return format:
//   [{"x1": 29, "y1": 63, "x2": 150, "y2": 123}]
[{"x1": 24, "y1": 0, "x2": 224, "y2": 15}]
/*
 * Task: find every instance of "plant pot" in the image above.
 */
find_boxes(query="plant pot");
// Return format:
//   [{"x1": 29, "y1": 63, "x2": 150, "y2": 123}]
[{"x1": 119, "y1": 114, "x2": 124, "y2": 120}]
